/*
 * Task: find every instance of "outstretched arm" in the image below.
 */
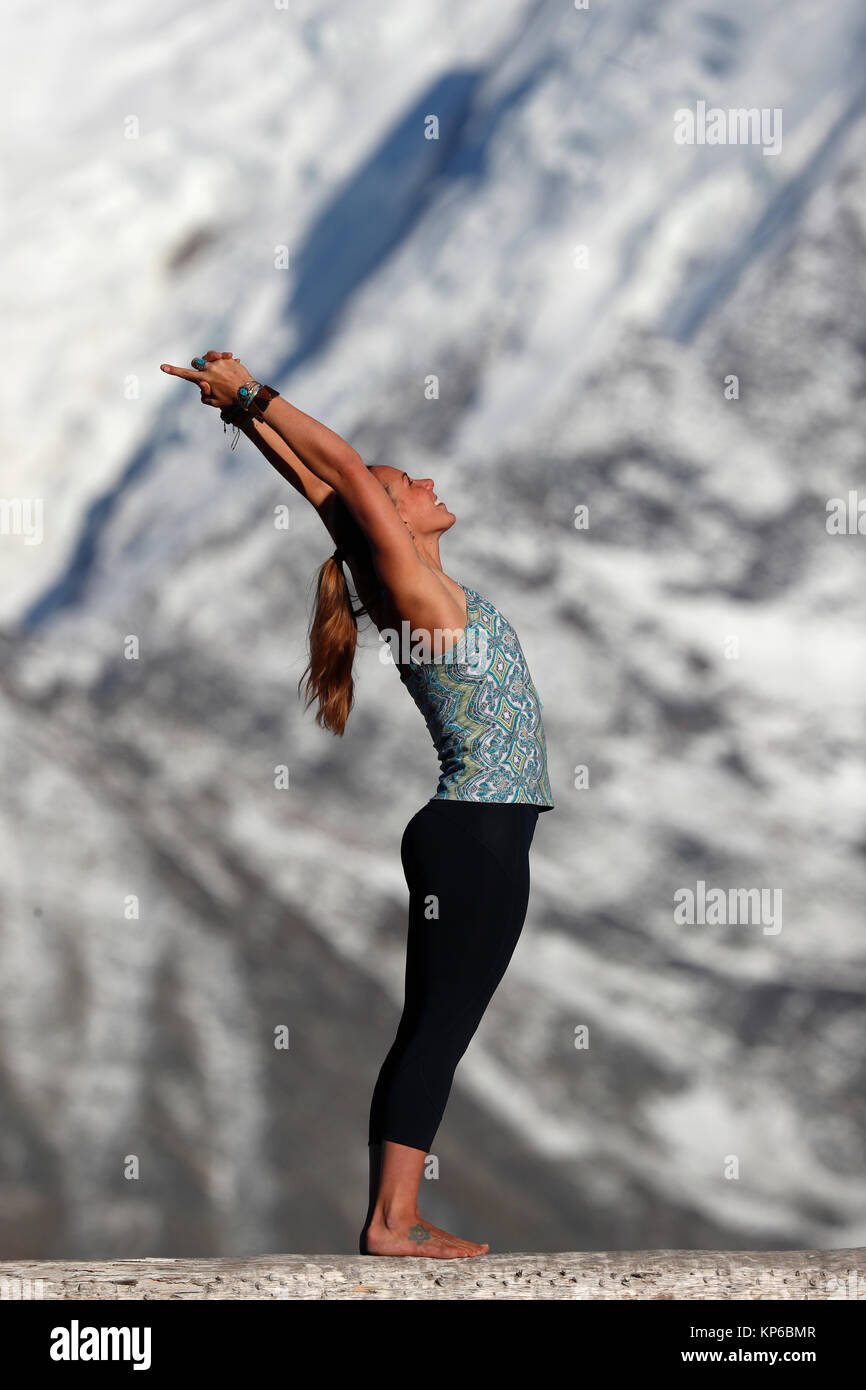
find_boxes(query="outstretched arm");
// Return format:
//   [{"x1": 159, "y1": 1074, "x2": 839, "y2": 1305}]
[
  {"x1": 159, "y1": 352, "x2": 448, "y2": 628},
  {"x1": 161, "y1": 352, "x2": 420, "y2": 565},
  {"x1": 162, "y1": 351, "x2": 365, "y2": 509},
  {"x1": 240, "y1": 390, "x2": 427, "y2": 607},
  {"x1": 177, "y1": 349, "x2": 337, "y2": 514},
  {"x1": 236, "y1": 413, "x2": 335, "y2": 512}
]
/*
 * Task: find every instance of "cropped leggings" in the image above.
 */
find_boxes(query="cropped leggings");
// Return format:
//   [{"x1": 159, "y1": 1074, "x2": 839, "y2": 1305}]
[{"x1": 367, "y1": 798, "x2": 540, "y2": 1154}]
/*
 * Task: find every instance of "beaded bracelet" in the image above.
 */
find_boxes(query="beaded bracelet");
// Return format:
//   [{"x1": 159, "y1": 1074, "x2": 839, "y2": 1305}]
[{"x1": 220, "y1": 402, "x2": 246, "y2": 450}]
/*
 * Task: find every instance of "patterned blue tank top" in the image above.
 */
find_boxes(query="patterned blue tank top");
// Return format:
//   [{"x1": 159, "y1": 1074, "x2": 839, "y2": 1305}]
[{"x1": 396, "y1": 582, "x2": 554, "y2": 810}]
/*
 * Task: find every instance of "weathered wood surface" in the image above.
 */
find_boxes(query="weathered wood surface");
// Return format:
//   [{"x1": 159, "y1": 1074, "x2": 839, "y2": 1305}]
[{"x1": 1, "y1": 1249, "x2": 863, "y2": 1300}]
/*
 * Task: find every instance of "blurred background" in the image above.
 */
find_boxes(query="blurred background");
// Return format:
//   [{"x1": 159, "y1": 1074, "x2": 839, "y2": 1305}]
[{"x1": 1, "y1": 0, "x2": 864, "y2": 1260}]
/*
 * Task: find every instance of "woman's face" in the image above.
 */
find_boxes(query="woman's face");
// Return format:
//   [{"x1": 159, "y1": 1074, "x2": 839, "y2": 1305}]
[{"x1": 371, "y1": 465, "x2": 456, "y2": 537}]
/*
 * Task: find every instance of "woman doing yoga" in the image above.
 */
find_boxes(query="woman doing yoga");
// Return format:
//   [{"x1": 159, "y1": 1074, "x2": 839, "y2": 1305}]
[{"x1": 161, "y1": 351, "x2": 555, "y2": 1258}]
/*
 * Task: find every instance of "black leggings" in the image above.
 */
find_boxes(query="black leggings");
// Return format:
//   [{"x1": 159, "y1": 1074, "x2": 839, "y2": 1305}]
[{"x1": 367, "y1": 798, "x2": 540, "y2": 1154}]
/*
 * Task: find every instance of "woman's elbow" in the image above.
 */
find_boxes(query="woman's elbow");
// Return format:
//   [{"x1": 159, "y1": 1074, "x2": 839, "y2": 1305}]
[{"x1": 333, "y1": 449, "x2": 368, "y2": 486}]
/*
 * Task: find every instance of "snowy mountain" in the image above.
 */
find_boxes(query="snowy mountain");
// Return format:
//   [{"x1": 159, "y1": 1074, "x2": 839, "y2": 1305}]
[{"x1": 1, "y1": 0, "x2": 864, "y2": 1258}]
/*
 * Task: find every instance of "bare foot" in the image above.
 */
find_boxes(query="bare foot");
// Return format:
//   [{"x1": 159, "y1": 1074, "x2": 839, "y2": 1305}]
[{"x1": 363, "y1": 1213, "x2": 489, "y2": 1258}]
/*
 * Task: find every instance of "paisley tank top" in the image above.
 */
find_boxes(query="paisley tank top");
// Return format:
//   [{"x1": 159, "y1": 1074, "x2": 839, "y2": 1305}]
[{"x1": 395, "y1": 582, "x2": 554, "y2": 810}]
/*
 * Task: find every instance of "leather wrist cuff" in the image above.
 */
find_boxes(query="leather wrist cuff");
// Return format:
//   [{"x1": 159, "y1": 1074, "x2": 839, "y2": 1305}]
[{"x1": 247, "y1": 384, "x2": 279, "y2": 419}]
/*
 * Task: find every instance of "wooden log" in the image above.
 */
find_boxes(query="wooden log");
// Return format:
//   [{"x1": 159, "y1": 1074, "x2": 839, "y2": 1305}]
[{"x1": 0, "y1": 1249, "x2": 863, "y2": 1300}]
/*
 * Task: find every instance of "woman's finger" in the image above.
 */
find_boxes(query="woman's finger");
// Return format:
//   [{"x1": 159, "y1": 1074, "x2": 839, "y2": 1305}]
[
  {"x1": 190, "y1": 352, "x2": 229, "y2": 367},
  {"x1": 161, "y1": 364, "x2": 205, "y2": 382}
]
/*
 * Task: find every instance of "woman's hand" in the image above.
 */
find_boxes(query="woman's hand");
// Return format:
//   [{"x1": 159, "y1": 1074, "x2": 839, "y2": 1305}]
[{"x1": 160, "y1": 350, "x2": 256, "y2": 410}]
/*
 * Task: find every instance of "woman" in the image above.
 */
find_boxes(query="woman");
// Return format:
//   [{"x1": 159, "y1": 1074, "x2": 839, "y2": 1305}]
[{"x1": 160, "y1": 351, "x2": 555, "y2": 1258}]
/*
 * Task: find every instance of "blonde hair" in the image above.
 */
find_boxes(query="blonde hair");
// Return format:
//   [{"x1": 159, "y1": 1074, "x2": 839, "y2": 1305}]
[{"x1": 298, "y1": 511, "x2": 383, "y2": 736}]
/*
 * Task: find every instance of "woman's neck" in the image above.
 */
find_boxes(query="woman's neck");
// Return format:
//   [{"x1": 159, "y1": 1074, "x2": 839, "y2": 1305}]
[{"x1": 414, "y1": 533, "x2": 443, "y2": 571}]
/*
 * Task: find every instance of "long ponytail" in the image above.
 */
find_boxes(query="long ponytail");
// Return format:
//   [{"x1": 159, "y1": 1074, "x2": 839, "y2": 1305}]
[{"x1": 298, "y1": 517, "x2": 383, "y2": 737}]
